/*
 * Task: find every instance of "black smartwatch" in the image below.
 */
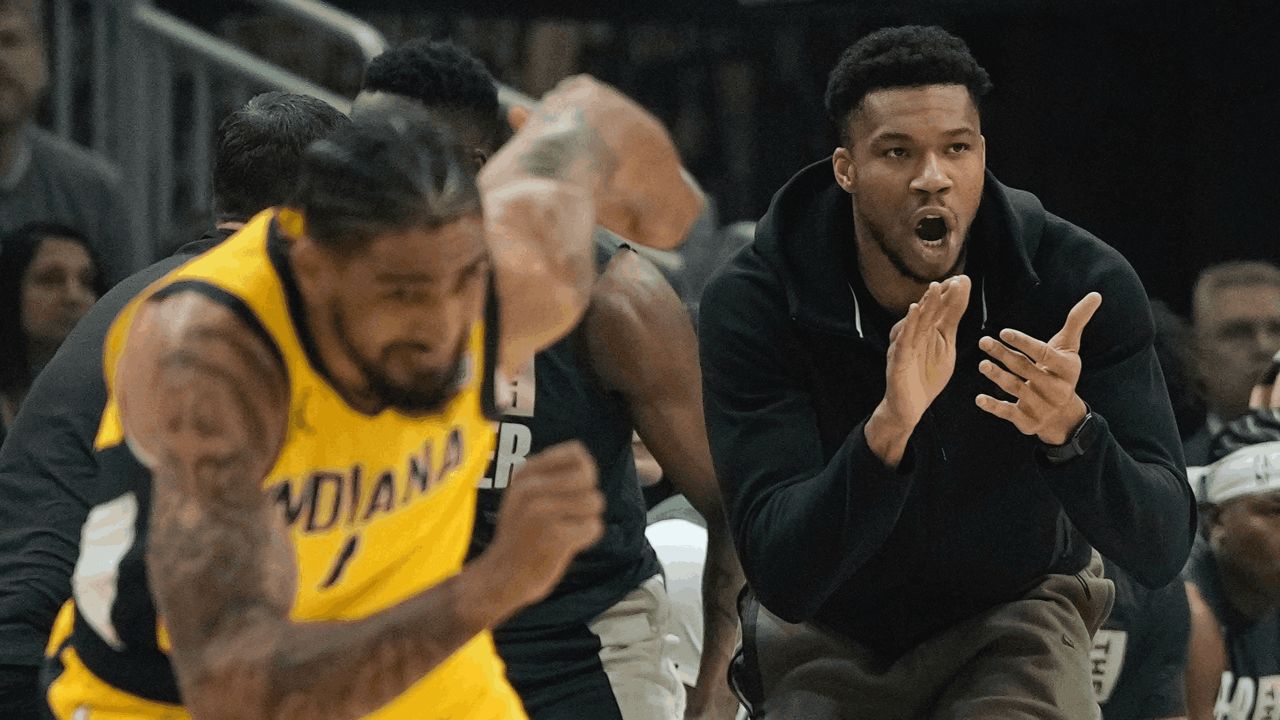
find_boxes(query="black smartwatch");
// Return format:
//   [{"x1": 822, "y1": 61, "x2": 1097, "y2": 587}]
[{"x1": 1041, "y1": 406, "x2": 1099, "y2": 464}]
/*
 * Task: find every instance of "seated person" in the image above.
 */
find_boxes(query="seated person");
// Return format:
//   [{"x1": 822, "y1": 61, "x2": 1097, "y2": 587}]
[{"x1": 1185, "y1": 440, "x2": 1280, "y2": 720}]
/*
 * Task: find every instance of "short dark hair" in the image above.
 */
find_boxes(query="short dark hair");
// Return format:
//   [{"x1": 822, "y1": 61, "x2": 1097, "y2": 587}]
[
  {"x1": 825, "y1": 25, "x2": 992, "y2": 144},
  {"x1": 213, "y1": 91, "x2": 349, "y2": 222},
  {"x1": 292, "y1": 108, "x2": 482, "y2": 255},
  {"x1": 361, "y1": 39, "x2": 502, "y2": 148},
  {"x1": 0, "y1": 222, "x2": 105, "y2": 395}
]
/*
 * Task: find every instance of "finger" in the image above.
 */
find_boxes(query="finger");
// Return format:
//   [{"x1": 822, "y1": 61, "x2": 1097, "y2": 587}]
[
  {"x1": 979, "y1": 359, "x2": 1028, "y2": 399},
  {"x1": 979, "y1": 336, "x2": 1040, "y2": 380},
  {"x1": 938, "y1": 275, "x2": 972, "y2": 333},
  {"x1": 998, "y1": 328, "x2": 1053, "y2": 367},
  {"x1": 942, "y1": 272, "x2": 967, "y2": 320},
  {"x1": 527, "y1": 440, "x2": 592, "y2": 466},
  {"x1": 974, "y1": 394, "x2": 1036, "y2": 435},
  {"x1": 889, "y1": 316, "x2": 908, "y2": 344},
  {"x1": 921, "y1": 280, "x2": 952, "y2": 322},
  {"x1": 549, "y1": 488, "x2": 606, "y2": 519},
  {"x1": 897, "y1": 302, "x2": 923, "y2": 346},
  {"x1": 1052, "y1": 292, "x2": 1103, "y2": 352},
  {"x1": 1271, "y1": 380, "x2": 1280, "y2": 410}
]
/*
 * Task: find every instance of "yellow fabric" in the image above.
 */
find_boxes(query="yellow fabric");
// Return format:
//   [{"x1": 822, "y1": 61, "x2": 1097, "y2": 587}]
[{"x1": 64, "y1": 209, "x2": 524, "y2": 719}]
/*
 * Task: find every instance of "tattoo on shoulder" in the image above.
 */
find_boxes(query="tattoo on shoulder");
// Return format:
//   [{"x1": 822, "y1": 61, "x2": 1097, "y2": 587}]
[{"x1": 140, "y1": 312, "x2": 293, "y2": 655}]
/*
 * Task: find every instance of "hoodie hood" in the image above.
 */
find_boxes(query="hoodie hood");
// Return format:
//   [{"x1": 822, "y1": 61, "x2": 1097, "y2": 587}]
[{"x1": 752, "y1": 159, "x2": 1047, "y2": 336}]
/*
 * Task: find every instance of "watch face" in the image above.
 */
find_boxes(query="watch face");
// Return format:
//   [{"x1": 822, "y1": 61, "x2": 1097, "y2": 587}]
[{"x1": 1076, "y1": 412, "x2": 1099, "y2": 451}]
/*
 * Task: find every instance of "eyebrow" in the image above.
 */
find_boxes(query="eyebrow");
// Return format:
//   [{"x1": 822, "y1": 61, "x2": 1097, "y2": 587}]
[
  {"x1": 872, "y1": 127, "x2": 977, "y2": 143},
  {"x1": 374, "y1": 253, "x2": 489, "y2": 285}
]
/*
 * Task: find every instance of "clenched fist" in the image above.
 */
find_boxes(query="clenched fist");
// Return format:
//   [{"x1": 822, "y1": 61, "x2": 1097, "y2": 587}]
[{"x1": 478, "y1": 440, "x2": 605, "y2": 612}]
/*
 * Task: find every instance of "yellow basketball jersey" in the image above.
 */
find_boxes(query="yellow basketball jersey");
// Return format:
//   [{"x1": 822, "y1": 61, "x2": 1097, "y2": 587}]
[{"x1": 48, "y1": 209, "x2": 525, "y2": 720}]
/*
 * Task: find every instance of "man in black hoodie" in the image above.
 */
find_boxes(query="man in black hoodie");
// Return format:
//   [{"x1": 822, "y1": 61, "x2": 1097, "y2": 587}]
[{"x1": 699, "y1": 25, "x2": 1196, "y2": 718}]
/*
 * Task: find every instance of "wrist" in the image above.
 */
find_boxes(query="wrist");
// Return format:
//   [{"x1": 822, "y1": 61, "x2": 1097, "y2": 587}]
[
  {"x1": 455, "y1": 552, "x2": 522, "y2": 629},
  {"x1": 866, "y1": 401, "x2": 917, "y2": 469},
  {"x1": 1039, "y1": 395, "x2": 1089, "y2": 446}
]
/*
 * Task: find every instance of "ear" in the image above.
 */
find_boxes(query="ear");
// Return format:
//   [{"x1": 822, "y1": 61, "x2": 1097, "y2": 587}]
[
  {"x1": 832, "y1": 146, "x2": 856, "y2": 194},
  {"x1": 1203, "y1": 503, "x2": 1226, "y2": 543},
  {"x1": 978, "y1": 134, "x2": 988, "y2": 166}
]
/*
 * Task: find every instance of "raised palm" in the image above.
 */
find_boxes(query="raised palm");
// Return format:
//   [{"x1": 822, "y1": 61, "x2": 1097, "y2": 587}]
[{"x1": 884, "y1": 276, "x2": 972, "y2": 427}]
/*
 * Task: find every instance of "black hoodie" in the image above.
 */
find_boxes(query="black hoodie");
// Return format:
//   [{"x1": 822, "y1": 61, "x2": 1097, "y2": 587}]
[{"x1": 699, "y1": 160, "x2": 1196, "y2": 658}]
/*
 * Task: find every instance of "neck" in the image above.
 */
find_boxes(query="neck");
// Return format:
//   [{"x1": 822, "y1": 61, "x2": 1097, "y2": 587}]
[
  {"x1": 288, "y1": 245, "x2": 383, "y2": 415},
  {"x1": 1218, "y1": 556, "x2": 1280, "y2": 622}
]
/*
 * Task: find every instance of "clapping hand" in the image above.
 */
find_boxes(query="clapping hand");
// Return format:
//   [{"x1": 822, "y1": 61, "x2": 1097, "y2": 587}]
[{"x1": 976, "y1": 293, "x2": 1102, "y2": 445}]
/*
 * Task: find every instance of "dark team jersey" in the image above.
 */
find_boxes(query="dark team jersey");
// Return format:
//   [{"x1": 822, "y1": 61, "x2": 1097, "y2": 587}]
[
  {"x1": 469, "y1": 232, "x2": 661, "y2": 633},
  {"x1": 0, "y1": 230, "x2": 228, "y2": 669},
  {"x1": 1092, "y1": 560, "x2": 1189, "y2": 720},
  {"x1": 1186, "y1": 540, "x2": 1280, "y2": 720}
]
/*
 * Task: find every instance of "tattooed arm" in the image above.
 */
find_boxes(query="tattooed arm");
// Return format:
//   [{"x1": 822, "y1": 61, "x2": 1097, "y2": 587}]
[
  {"x1": 117, "y1": 292, "x2": 603, "y2": 720},
  {"x1": 478, "y1": 76, "x2": 703, "y2": 375},
  {"x1": 584, "y1": 252, "x2": 745, "y2": 720}
]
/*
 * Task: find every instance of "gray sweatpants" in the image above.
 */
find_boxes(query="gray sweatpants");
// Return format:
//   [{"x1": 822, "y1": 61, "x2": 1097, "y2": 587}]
[{"x1": 739, "y1": 553, "x2": 1115, "y2": 720}]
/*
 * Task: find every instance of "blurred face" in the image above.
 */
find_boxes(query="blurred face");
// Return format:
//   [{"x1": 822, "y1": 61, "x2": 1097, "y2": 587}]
[
  {"x1": 1211, "y1": 490, "x2": 1280, "y2": 604},
  {"x1": 326, "y1": 216, "x2": 489, "y2": 415},
  {"x1": 1197, "y1": 283, "x2": 1280, "y2": 420},
  {"x1": 0, "y1": 7, "x2": 46, "y2": 131},
  {"x1": 21, "y1": 236, "x2": 98, "y2": 352},
  {"x1": 835, "y1": 84, "x2": 986, "y2": 284},
  {"x1": 351, "y1": 91, "x2": 497, "y2": 171}
]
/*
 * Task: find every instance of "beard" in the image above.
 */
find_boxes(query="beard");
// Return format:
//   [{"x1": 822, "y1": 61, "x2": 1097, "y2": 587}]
[
  {"x1": 861, "y1": 210, "x2": 969, "y2": 285},
  {"x1": 333, "y1": 309, "x2": 466, "y2": 415}
]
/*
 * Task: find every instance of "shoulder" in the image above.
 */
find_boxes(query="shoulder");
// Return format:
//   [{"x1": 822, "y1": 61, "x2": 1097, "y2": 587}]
[
  {"x1": 1037, "y1": 213, "x2": 1146, "y2": 303},
  {"x1": 28, "y1": 128, "x2": 125, "y2": 192},
  {"x1": 116, "y1": 290, "x2": 288, "y2": 465},
  {"x1": 700, "y1": 244, "x2": 787, "y2": 333},
  {"x1": 1031, "y1": 214, "x2": 1154, "y2": 355},
  {"x1": 583, "y1": 250, "x2": 692, "y2": 390}
]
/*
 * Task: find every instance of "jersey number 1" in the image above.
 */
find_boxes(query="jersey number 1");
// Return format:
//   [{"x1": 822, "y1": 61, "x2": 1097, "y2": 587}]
[{"x1": 320, "y1": 535, "x2": 360, "y2": 589}]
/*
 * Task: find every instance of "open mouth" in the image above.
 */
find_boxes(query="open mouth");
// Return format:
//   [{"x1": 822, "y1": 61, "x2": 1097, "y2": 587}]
[{"x1": 914, "y1": 216, "x2": 948, "y2": 243}]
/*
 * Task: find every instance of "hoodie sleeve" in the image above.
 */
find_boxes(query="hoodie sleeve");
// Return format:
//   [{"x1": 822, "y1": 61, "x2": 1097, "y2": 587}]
[
  {"x1": 1037, "y1": 239, "x2": 1197, "y2": 589},
  {"x1": 698, "y1": 261, "x2": 918, "y2": 622}
]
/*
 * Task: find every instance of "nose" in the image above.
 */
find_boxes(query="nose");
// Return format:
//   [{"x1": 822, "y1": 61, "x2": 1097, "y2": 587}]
[
  {"x1": 910, "y1": 152, "x2": 952, "y2": 196},
  {"x1": 64, "y1": 279, "x2": 94, "y2": 308}
]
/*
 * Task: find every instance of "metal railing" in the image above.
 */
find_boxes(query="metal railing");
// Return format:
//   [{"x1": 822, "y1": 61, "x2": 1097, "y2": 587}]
[{"x1": 45, "y1": 0, "x2": 388, "y2": 274}]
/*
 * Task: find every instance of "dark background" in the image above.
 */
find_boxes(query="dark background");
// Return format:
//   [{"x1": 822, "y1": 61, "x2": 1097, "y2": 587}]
[{"x1": 172, "y1": 0, "x2": 1280, "y2": 312}]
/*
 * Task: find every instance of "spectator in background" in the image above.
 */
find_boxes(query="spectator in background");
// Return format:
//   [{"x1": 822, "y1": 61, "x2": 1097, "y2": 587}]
[
  {"x1": 0, "y1": 221, "x2": 102, "y2": 442},
  {"x1": 1185, "y1": 440, "x2": 1280, "y2": 720},
  {"x1": 0, "y1": 0, "x2": 133, "y2": 286},
  {"x1": 1185, "y1": 261, "x2": 1280, "y2": 464},
  {"x1": 0, "y1": 91, "x2": 346, "y2": 720}
]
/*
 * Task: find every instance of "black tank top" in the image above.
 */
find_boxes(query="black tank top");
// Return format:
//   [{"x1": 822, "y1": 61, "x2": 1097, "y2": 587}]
[
  {"x1": 469, "y1": 232, "x2": 661, "y2": 632},
  {"x1": 1185, "y1": 540, "x2": 1280, "y2": 719}
]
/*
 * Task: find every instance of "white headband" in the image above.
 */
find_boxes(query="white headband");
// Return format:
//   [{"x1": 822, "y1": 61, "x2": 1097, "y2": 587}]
[{"x1": 1198, "y1": 441, "x2": 1280, "y2": 505}]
